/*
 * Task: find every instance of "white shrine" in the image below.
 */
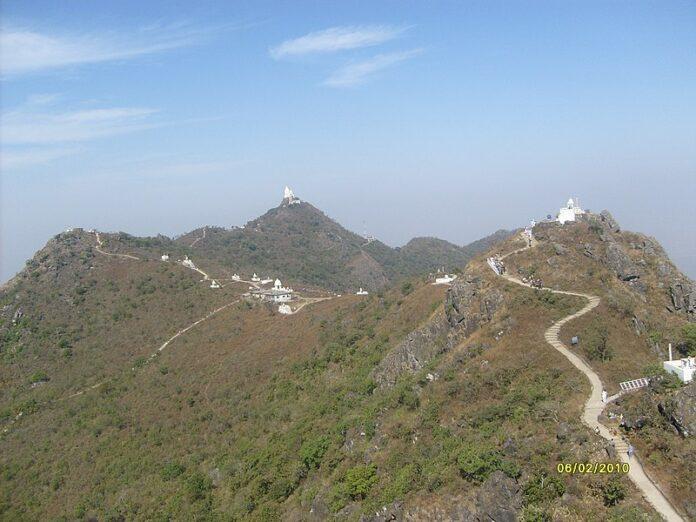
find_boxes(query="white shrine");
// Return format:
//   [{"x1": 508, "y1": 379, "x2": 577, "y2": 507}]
[
  {"x1": 278, "y1": 304, "x2": 292, "y2": 315},
  {"x1": 557, "y1": 198, "x2": 585, "y2": 225},
  {"x1": 251, "y1": 278, "x2": 293, "y2": 303},
  {"x1": 251, "y1": 273, "x2": 261, "y2": 282},
  {"x1": 282, "y1": 186, "x2": 301, "y2": 205},
  {"x1": 434, "y1": 274, "x2": 457, "y2": 285},
  {"x1": 260, "y1": 277, "x2": 273, "y2": 285},
  {"x1": 182, "y1": 256, "x2": 196, "y2": 269},
  {"x1": 356, "y1": 288, "x2": 369, "y2": 295},
  {"x1": 161, "y1": 254, "x2": 170, "y2": 262},
  {"x1": 232, "y1": 274, "x2": 241, "y2": 281},
  {"x1": 664, "y1": 344, "x2": 695, "y2": 383},
  {"x1": 210, "y1": 280, "x2": 221, "y2": 289}
]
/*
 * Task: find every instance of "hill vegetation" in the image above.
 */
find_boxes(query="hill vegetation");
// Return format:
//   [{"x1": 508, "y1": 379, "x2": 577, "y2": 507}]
[{"x1": 0, "y1": 203, "x2": 694, "y2": 520}]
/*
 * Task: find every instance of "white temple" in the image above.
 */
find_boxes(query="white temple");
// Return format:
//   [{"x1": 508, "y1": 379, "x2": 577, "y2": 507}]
[
  {"x1": 251, "y1": 279, "x2": 293, "y2": 303},
  {"x1": 434, "y1": 274, "x2": 457, "y2": 285},
  {"x1": 356, "y1": 288, "x2": 369, "y2": 295},
  {"x1": 161, "y1": 254, "x2": 170, "y2": 262},
  {"x1": 278, "y1": 304, "x2": 292, "y2": 315},
  {"x1": 182, "y1": 256, "x2": 196, "y2": 269},
  {"x1": 283, "y1": 186, "x2": 301, "y2": 205},
  {"x1": 232, "y1": 274, "x2": 241, "y2": 281},
  {"x1": 210, "y1": 280, "x2": 220, "y2": 289},
  {"x1": 664, "y1": 344, "x2": 695, "y2": 383},
  {"x1": 251, "y1": 273, "x2": 260, "y2": 282},
  {"x1": 557, "y1": 198, "x2": 585, "y2": 224}
]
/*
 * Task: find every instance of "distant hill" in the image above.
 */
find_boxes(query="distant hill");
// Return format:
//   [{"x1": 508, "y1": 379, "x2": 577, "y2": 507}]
[{"x1": 170, "y1": 192, "x2": 513, "y2": 291}]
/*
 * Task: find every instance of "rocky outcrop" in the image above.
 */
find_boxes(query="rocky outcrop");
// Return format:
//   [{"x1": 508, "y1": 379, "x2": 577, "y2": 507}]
[
  {"x1": 669, "y1": 279, "x2": 696, "y2": 319},
  {"x1": 374, "y1": 272, "x2": 504, "y2": 387},
  {"x1": 605, "y1": 241, "x2": 640, "y2": 281},
  {"x1": 445, "y1": 275, "x2": 504, "y2": 330},
  {"x1": 475, "y1": 471, "x2": 522, "y2": 522},
  {"x1": 659, "y1": 383, "x2": 696, "y2": 437},
  {"x1": 599, "y1": 210, "x2": 621, "y2": 232}
]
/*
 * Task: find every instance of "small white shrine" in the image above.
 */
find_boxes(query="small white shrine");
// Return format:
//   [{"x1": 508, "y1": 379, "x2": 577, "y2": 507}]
[
  {"x1": 210, "y1": 280, "x2": 221, "y2": 289},
  {"x1": 182, "y1": 256, "x2": 196, "y2": 269},
  {"x1": 232, "y1": 274, "x2": 241, "y2": 281},
  {"x1": 356, "y1": 288, "x2": 369, "y2": 295},
  {"x1": 434, "y1": 274, "x2": 457, "y2": 285},
  {"x1": 557, "y1": 198, "x2": 585, "y2": 225},
  {"x1": 278, "y1": 304, "x2": 292, "y2": 315},
  {"x1": 161, "y1": 254, "x2": 170, "y2": 262},
  {"x1": 283, "y1": 186, "x2": 301, "y2": 205},
  {"x1": 664, "y1": 344, "x2": 695, "y2": 383},
  {"x1": 260, "y1": 277, "x2": 273, "y2": 285},
  {"x1": 251, "y1": 273, "x2": 261, "y2": 282}
]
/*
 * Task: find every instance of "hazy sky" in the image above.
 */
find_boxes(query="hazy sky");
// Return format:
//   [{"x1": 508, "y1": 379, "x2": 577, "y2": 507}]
[{"x1": 2, "y1": 0, "x2": 695, "y2": 282}]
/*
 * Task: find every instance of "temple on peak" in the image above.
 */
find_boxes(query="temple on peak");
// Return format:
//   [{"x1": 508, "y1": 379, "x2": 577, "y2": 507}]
[{"x1": 282, "y1": 186, "x2": 301, "y2": 205}]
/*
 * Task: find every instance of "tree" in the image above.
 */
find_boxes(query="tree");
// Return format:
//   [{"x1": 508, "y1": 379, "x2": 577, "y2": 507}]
[{"x1": 300, "y1": 435, "x2": 330, "y2": 469}]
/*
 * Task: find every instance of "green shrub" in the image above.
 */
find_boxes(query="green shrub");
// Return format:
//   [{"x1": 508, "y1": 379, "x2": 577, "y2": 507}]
[
  {"x1": 344, "y1": 464, "x2": 378, "y2": 499},
  {"x1": 680, "y1": 324, "x2": 696, "y2": 356},
  {"x1": 601, "y1": 478, "x2": 626, "y2": 506},
  {"x1": 161, "y1": 462, "x2": 185, "y2": 481},
  {"x1": 584, "y1": 321, "x2": 612, "y2": 361},
  {"x1": 185, "y1": 472, "x2": 213, "y2": 501},
  {"x1": 457, "y1": 443, "x2": 518, "y2": 483},
  {"x1": 300, "y1": 436, "x2": 330, "y2": 469},
  {"x1": 523, "y1": 473, "x2": 565, "y2": 504}
]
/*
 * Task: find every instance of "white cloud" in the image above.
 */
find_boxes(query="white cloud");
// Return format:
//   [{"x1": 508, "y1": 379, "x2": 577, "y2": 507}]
[
  {"x1": 1, "y1": 104, "x2": 160, "y2": 145},
  {"x1": 0, "y1": 147, "x2": 80, "y2": 170},
  {"x1": 0, "y1": 23, "x2": 210, "y2": 77},
  {"x1": 270, "y1": 25, "x2": 407, "y2": 59},
  {"x1": 324, "y1": 48, "x2": 422, "y2": 88}
]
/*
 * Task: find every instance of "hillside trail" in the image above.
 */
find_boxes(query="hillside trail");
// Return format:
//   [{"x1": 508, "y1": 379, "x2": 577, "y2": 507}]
[
  {"x1": 494, "y1": 234, "x2": 684, "y2": 522},
  {"x1": 189, "y1": 227, "x2": 206, "y2": 248},
  {"x1": 93, "y1": 231, "x2": 140, "y2": 260}
]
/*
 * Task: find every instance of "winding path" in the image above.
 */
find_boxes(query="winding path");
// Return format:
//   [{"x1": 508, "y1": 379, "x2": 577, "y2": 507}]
[
  {"x1": 93, "y1": 231, "x2": 140, "y2": 260},
  {"x1": 495, "y1": 236, "x2": 683, "y2": 522}
]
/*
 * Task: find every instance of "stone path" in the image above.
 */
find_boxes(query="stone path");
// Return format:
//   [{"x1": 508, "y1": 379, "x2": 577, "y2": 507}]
[
  {"x1": 494, "y1": 235, "x2": 684, "y2": 522},
  {"x1": 189, "y1": 227, "x2": 206, "y2": 248}
]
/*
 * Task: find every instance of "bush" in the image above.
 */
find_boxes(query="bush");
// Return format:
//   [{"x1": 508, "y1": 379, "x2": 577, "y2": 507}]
[
  {"x1": 601, "y1": 478, "x2": 626, "y2": 506},
  {"x1": 344, "y1": 464, "x2": 378, "y2": 499},
  {"x1": 161, "y1": 462, "x2": 185, "y2": 481},
  {"x1": 680, "y1": 324, "x2": 696, "y2": 356},
  {"x1": 585, "y1": 321, "x2": 612, "y2": 361},
  {"x1": 185, "y1": 472, "x2": 213, "y2": 501},
  {"x1": 523, "y1": 473, "x2": 565, "y2": 504},
  {"x1": 300, "y1": 436, "x2": 330, "y2": 469},
  {"x1": 457, "y1": 443, "x2": 519, "y2": 483},
  {"x1": 400, "y1": 282, "x2": 414, "y2": 296}
]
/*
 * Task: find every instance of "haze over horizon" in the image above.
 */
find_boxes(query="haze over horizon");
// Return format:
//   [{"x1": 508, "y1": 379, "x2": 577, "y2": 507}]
[{"x1": 2, "y1": 0, "x2": 695, "y2": 282}]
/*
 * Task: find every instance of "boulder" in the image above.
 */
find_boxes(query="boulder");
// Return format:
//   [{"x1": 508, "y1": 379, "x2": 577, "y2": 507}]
[
  {"x1": 659, "y1": 383, "x2": 696, "y2": 437},
  {"x1": 599, "y1": 210, "x2": 621, "y2": 232},
  {"x1": 552, "y1": 243, "x2": 567, "y2": 255},
  {"x1": 475, "y1": 471, "x2": 522, "y2": 522},
  {"x1": 669, "y1": 280, "x2": 696, "y2": 318}
]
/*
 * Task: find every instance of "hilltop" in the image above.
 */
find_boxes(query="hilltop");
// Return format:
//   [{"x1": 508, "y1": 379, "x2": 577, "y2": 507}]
[{"x1": 0, "y1": 199, "x2": 694, "y2": 521}]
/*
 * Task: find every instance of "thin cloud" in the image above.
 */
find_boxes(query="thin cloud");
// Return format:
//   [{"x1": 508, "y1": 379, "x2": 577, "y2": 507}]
[
  {"x1": 0, "y1": 147, "x2": 80, "y2": 170},
  {"x1": 0, "y1": 23, "x2": 212, "y2": 77},
  {"x1": 270, "y1": 25, "x2": 408, "y2": 59},
  {"x1": 324, "y1": 48, "x2": 422, "y2": 88},
  {"x1": 2, "y1": 104, "x2": 160, "y2": 145}
]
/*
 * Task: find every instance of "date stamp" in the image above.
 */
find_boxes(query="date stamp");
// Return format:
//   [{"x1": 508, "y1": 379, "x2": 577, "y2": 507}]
[{"x1": 556, "y1": 462, "x2": 630, "y2": 474}]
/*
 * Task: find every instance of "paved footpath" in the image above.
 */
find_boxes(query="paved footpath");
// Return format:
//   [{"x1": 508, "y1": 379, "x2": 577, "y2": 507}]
[{"x1": 495, "y1": 237, "x2": 684, "y2": 522}]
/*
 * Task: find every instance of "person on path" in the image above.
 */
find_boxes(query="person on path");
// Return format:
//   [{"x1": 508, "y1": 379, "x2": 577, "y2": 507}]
[
  {"x1": 628, "y1": 445, "x2": 635, "y2": 459},
  {"x1": 602, "y1": 389, "x2": 607, "y2": 403}
]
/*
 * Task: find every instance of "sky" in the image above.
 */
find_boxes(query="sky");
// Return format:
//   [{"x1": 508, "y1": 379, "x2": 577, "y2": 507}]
[{"x1": 1, "y1": 0, "x2": 695, "y2": 282}]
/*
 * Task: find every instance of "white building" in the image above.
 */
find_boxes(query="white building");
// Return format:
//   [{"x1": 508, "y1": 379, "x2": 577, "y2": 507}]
[
  {"x1": 278, "y1": 304, "x2": 292, "y2": 315},
  {"x1": 664, "y1": 344, "x2": 695, "y2": 383},
  {"x1": 356, "y1": 288, "x2": 369, "y2": 295},
  {"x1": 283, "y1": 186, "x2": 301, "y2": 205},
  {"x1": 232, "y1": 274, "x2": 241, "y2": 281},
  {"x1": 210, "y1": 280, "x2": 221, "y2": 289},
  {"x1": 557, "y1": 198, "x2": 585, "y2": 225},
  {"x1": 161, "y1": 254, "x2": 170, "y2": 262},
  {"x1": 251, "y1": 279, "x2": 293, "y2": 303},
  {"x1": 434, "y1": 274, "x2": 457, "y2": 285},
  {"x1": 251, "y1": 273, "x2": 261, "y2": 282},
  {"x1": 182, "y1": 256, "x2": 196, "y2": 269},
  {"x1": 260, "y1": 277, "x2": 273, "y2": 285}
]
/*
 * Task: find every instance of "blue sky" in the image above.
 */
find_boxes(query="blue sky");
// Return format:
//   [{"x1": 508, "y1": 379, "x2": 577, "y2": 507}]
[{"x1": 2, "y1": 0, "x2": 695, "y2": 281}]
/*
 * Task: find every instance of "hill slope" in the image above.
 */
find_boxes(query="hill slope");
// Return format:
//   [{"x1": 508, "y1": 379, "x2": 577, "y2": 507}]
[{"x1": 1, "y1": 207, "x2": 694, "y2": 520}]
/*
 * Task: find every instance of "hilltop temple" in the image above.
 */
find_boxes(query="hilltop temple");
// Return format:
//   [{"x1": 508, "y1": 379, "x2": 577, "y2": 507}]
[
  {"x1": 251, "y1": 279, "x2": 294, "y2": 303},
  {"x1": 557, "y1": 197, "x2": 585, "y2": 224},
  {"x1": 282, "y1": 186, "x2": 301, "y2": 206}
]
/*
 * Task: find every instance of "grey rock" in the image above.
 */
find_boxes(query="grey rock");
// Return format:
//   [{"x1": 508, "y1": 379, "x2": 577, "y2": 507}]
[
  {"x1": 659, "y1": 383, "x2": 696, "y2": 437},
  {"x1": 599, "y1": 210, "x2": 621, "y2": 232},
  {"x1": 605, "y1": 241, "x2": 640, "y2": 281},
  {"x1": 475, "y1": 471, "x2": 522, "y2": 522},
  {"x1": 669, "y1": 279, "x2": 696, "y2": 318},
  {"x1": 556, "y1": 422, "x2": 571, "y2": 441},
  {"x1": 552, "y1": 242, "x2": 567, "y2": 255}
]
